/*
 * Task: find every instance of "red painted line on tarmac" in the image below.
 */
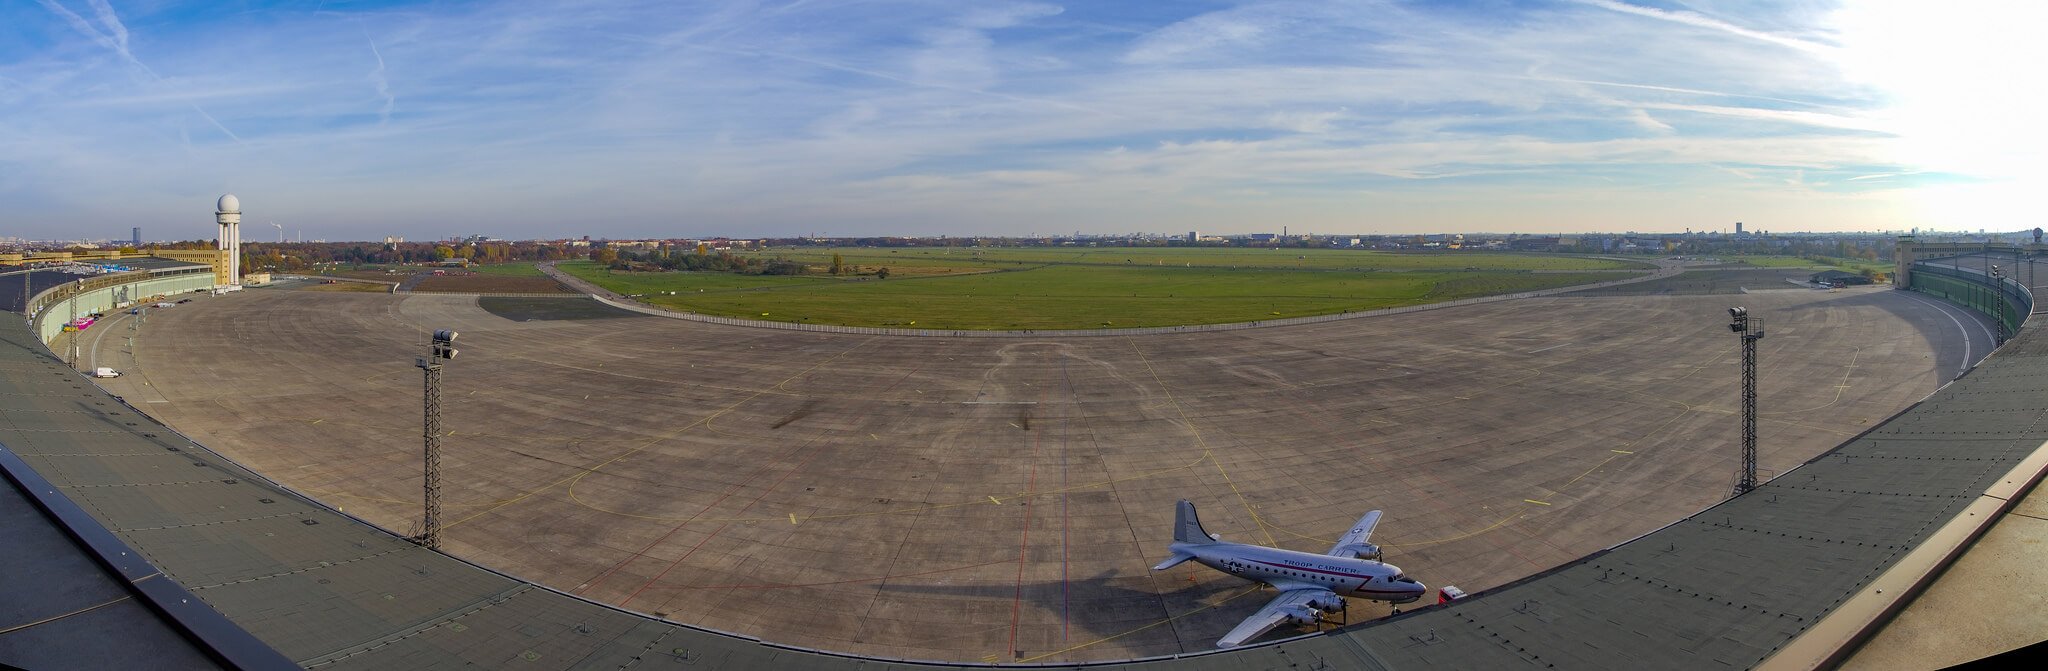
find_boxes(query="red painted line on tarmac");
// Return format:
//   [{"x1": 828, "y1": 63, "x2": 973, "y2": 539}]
[{"x1": 1007, "y1": 384, "x2": 1049, "y2": 659}]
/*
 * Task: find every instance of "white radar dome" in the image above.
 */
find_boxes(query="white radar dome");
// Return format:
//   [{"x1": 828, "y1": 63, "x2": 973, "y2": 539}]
[{"x1": 217, "y1": 194, "x2": 241, "y2": 213}]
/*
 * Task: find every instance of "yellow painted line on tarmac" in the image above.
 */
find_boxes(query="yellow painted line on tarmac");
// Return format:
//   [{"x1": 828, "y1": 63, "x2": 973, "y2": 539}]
[
  {"x1": 988, "y1": 496, "x2": 1002, "y2": 505},
  {"x1": 870, "y1": 433, "x2": 878, "y2": 441},
  {"x1": 310, "y1": 419, "x2": 322, "y2": 425},
  {"x1": 1124, "y1": 338, "x2": 1278, "y2": 547},
  {"x1": 1524, "y1": 499, "x2": 1551, "y2": 506},
  {"x1": 789, "y1": 513, "x2": 798, "y2": 525},
  {"x1": 1611, "y1": 449, "x2": 1632, "y2": 454}
]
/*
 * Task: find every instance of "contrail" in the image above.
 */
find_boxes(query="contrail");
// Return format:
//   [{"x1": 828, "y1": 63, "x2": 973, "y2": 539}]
[
  {"x1": 365, "y1": 31, "x2": 395, "y2": 126},
  {"x1": 1571, "y1": 0, "x2": 1833, "y2": 55},
  {"x1": 37, "y1": 0, "x2": 242, "y2": 142}
]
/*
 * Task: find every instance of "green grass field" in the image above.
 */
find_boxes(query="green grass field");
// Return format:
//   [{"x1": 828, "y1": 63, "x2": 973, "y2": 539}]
[
  {"x1": 469, "y1": 262, "x2": 548, "y2": 277},
  {"x1": 734, "y1": 246, "x2": 1652, "y2": 273},
  {"x1": 1717, "y1": 254, "x2": 1890, "y2": 275},
  {"x1": 560, "y1": 248, "x2": 1642, "y2": 329}
]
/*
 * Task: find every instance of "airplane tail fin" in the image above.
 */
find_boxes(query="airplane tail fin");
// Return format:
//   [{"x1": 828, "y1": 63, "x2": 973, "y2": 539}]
[{"x1": 1174, "y1": 499, "x2": 1218, "y2": 545}]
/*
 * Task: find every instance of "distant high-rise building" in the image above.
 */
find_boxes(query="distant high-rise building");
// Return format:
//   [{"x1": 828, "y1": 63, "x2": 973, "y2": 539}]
[
  {"x1": 1735, "y1": 222, "x2": 1744, "y2": 236},
  {"x1": 1187, "y1": 231, "x2": 1199, "y2": 243},
  {"x1": 132, "y1": 227, "x2": 141, "y2": 246}
]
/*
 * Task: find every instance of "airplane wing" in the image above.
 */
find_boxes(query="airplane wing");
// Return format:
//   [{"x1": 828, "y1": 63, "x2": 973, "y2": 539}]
[
  {"x1": 1216, "y1": 588, "x2": 1341, "y2": 648},
  {"x1": 1325, "y1": 509, "x2": 1383, "y2": 558}
]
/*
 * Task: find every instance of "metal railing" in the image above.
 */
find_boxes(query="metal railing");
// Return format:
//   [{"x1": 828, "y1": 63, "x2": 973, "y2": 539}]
[{"x1": 1908, "y1": 261, "x2": 2033, "y2": 338}]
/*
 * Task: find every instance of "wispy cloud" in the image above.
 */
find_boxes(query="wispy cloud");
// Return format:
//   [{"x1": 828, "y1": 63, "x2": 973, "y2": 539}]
[
  {"x1": 0, "y1": 0, "x2": 2012, "y2": 239},
  {"x1": 33, "y1": 0, "x2": 240, "y2": 142},
  {"x1": 1570, "y1": 0, "x2": 1834, "y2": 55}
]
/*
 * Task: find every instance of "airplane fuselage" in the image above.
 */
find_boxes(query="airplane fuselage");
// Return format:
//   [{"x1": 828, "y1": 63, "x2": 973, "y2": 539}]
[{"x1": 1169, "y1": 540, "x2": 1426, "y2": 604}]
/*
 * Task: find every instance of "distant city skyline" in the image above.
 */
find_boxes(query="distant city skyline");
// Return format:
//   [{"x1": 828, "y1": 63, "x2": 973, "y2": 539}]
[{"x1": 3, "y1": 1, "x2": 2038, "y2": 241}]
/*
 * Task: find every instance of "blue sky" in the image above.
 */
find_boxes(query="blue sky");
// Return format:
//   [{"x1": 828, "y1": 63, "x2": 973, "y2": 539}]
[{"x1": 2, "y1": 1, "x2": 2039, "y2": 241}]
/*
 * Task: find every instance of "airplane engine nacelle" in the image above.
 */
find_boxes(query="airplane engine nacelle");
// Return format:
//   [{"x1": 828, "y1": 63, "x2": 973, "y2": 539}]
[
  {"x1": 1281, "y1": 605, "x2": 1322, "y2": 626},
  {"x1": 1355, "y1": 543, "x2": 1382, "y2": 561},
  {"x1": 1304, "y1": 597, "x2": 1346, "y2": 614}
]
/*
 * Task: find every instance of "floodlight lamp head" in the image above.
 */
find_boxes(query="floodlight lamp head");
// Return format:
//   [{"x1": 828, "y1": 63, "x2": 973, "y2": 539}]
[
  {"x1": 433, "y1": 329, "x2": 457, "y2": 344},
  {"x1": 1729, "y1": 307, "x2": 1747, "y2": 318}
]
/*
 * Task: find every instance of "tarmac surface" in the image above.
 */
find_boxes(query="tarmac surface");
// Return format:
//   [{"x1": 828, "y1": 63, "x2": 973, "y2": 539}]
[{"x1": 81, "y1": 283, "x2": 1990, "y2": 663}]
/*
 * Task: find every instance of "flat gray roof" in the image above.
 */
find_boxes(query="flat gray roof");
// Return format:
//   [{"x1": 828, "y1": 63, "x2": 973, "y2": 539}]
[{"x1": 0, "y1": 454, "x2": 222, "y2": 670}]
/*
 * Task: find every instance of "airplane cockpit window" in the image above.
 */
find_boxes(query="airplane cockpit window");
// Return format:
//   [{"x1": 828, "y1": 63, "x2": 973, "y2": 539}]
[{"x1": 1393, "y1": 573, "x2": 1417, "y2": 583}]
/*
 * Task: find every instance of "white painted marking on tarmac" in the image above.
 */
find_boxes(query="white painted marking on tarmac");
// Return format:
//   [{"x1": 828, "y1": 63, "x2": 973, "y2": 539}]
[
  {"x1": 1526, "y1": 343, "x2": 1571, "y2": 353},
  {"x1": 1896, "y1": 292, "x2": 1979, "y2": 376},
  {"x1": 963, "y1": 401, "x2": 1037, "y2": 405}
]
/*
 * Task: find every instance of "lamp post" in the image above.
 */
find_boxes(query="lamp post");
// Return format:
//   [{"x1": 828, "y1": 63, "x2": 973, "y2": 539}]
[
  {"x1": 1729, "y1": 307, "x2": 1765, "y2": 497},
  {"x1": 1992, "y1": 266, "x2": 2008, "y2": 346},
  {"x1": 415, "y1": 329, "x2": 458, "y2": 549}
]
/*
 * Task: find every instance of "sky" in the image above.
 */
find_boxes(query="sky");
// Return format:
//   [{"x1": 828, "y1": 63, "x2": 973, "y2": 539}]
[{"x1": 1, "y1": 1, "x2": 2042, "y2": 241}]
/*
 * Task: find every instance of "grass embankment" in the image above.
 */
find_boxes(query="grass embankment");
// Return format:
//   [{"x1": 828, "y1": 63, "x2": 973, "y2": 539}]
[
  {"x1": 736, "y1": 246, "x2": 1653, "y2": 274},
  {"x1": 468, "y1": 262, "x2": 549, "y2": 277},
  {"x1": 1718, "y1": 255, "x2": 1890, "y2": 275},
  {"x1": 297, "y1": 281, "x2": 392, "y2": 293},
  {"x1": 559, "y1": 247, "x2": 1636, "y2": 329}
]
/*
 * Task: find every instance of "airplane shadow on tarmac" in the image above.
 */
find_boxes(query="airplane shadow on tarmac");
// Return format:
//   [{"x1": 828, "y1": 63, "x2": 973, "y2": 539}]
[{"x1": 876, "y1": 568, "x2": 1327, "y2": 654}]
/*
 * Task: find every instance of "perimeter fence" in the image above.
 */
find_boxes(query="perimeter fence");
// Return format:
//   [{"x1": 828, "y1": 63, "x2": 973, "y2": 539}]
[{"x1": 1909, "y1": 261, "x2": 2033, "y2": 337}]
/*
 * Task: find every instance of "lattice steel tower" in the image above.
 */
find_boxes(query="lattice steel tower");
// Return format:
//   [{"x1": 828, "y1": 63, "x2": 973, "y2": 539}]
[
  {"x1": 1991, "y1": 265, "x2": 2008, "y2": 346},
  {"x1": 415, "y1": 329, "x2": 459, "y2": 549},
  {"x1": 1729, "y1": 307, "x2": 1765, "y2": 497}
]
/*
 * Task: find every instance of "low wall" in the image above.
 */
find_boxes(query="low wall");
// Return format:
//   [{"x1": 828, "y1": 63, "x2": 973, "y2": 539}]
[
  {"x1": 29, "y1": 272, "x2": 216, "y2": 343},
  {"x1": 1908, "y1": 262, "x2": 2032, "y2": 337}
]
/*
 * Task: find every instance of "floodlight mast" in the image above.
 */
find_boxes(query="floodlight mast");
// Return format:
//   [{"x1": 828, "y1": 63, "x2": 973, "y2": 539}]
[
  {"x1": 1729, "y1": 307, "x2": 1764, "y2": 497},
  {"x1": 1991, "y1": 266, "x2": 2007, "y2": 346},
  {"x1": 414, "y1": 329, "x2": 458, "y2": 549}
]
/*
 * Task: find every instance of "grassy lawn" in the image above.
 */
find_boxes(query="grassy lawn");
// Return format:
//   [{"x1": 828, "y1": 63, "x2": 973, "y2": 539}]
[
  {"x1": 317, "y1": 268, "x2": 405, "y2": 282},
  {"x1": 295, "y1": 281, "x2": 391, "y2": 293},
  {"x1": 1720, "y1": 254, "x2": 1890, "y2": 275},
  {"x1": 469, "y1": 262, "x2": 548, "y2": 277},
  {"x1": 1722, "y1": 255, "x2": 1823, "y2": 268},
  {"x1": 558, "y1": 261, "x2": 828, "y2": 293},
  {"x1": 560, "y1": 260, "x2": 1630, "y2": 329},
  {"x1": 736, "y1": 246, "x2": 1652, "y2": 274}
]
